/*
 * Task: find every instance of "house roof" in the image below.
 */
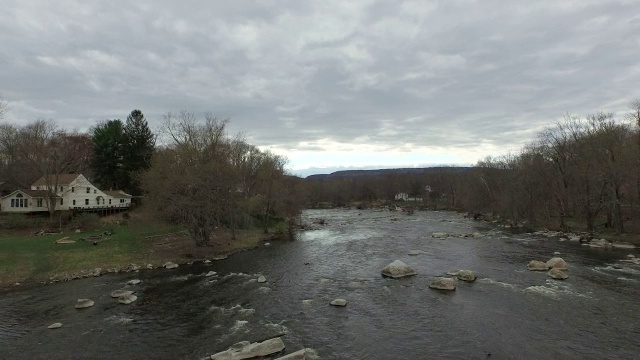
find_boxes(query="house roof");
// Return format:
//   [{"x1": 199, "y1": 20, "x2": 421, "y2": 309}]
[
  {"x1": 1, "y1": 189, "x2": 59, "y2": 199},
  {"x1": 32, "y1": 174, "x2": 81, "y2": 186},
  {"x1": 103, "y1": 190, "x2": 133, "y2": 199}
]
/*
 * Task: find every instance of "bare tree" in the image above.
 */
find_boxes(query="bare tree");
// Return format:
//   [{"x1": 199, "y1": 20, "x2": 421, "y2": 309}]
[
  {"x1": 0, "y1": 94, "x2": 9, "y2": 120},
  {"x1": 12, "y1": 120, "x2": 88, "y2": 216}
]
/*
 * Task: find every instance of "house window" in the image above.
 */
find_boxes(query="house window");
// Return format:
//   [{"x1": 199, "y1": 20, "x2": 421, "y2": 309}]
[
  {"x1": 37, "y1": 199, "x2": 43, "y2": 207},
  {"x1": 109, "y1": 199, "x2": 112, "y2": 205},
  {"x1": 73, "y1": 200, "x2": 76, "y2": 205},
  {"x1": 71, "y1": 187, "x2": 75, "y2": 193},
  {"x1": 60, "y1": 186, "x2": 63, "y2": 192},
  {"x1": 13, "y1": 194, "x2": 26, "y2": 207},
  {"x1": 85, "y1": 199, "x2": 89, "y2": 205},
  {"x1": 86, "y1": 187, "x2": 90, "y2": 193},
  {"x1": 60, "y1": 198, "x2": 63, "y2": 205},
  {"x1": 94, "y1": 189, "x2": 96, "y2": 194}
]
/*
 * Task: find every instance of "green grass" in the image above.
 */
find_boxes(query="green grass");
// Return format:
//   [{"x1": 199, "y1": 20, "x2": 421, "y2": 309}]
[
  {"x1": 0, "y1": 213, "x2": 282, "y2": 287},
  {"x1": 0, "y1": 220, "x2": 183, "y2": 285}
]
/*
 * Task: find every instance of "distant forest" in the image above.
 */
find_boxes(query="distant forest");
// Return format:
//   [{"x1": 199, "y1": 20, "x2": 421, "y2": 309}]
[{"x1": 304, "y1": 103, "x2": 640, "y2": 235}]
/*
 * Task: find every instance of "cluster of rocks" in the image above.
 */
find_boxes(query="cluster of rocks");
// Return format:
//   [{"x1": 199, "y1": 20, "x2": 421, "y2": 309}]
[
  {"x1": 534, "y1": 230, "x2": 637, "y2": 250},
  {"x1": 46, "y1": 256, "x2": 226, "y2": 285},
  {"x1": 380, "y1": 259, "x2": 476, "y2": 292},
  {"x1": 209, "y1": 337, "x2": 315, "y2": 360},
  {"x1": 431, "y1": 232, "x2": 484, "y2": 239},
  {"x1": 527, "y1": 257, "x2": 569, "y2": 279},
  {"x1": 621, "y1": 254, "x2": 640, "y2": 265}
]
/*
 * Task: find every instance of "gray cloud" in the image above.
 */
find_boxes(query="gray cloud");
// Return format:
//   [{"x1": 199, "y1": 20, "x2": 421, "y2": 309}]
[{"x1": 1, "y1": 0, "x2": 639, "y2": 170}]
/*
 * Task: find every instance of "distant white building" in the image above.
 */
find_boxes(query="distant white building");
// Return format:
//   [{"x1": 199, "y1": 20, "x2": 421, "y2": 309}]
[
  {"x1": 0, "y1": 174, "x2": 132, "y2": 213},
  {"x1": 394, "y1": 192, "x2": 422, "y2": 202}
]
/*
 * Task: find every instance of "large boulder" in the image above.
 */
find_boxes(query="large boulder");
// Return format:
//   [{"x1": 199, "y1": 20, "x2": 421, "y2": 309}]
[
  {"x1": 257, "y1": 275, "x2": 267, "y2": 283},
  {"x1": 210, "y1": 337, "x2": 285, "y2": 360},
  {"x1": 527, "y1": 260, "x2": 548, "y2": 271},
  {"x1": 429, "y1": 277, "x2": 456, "y2": 290},
  {"x1": 546, "y1": 257, "x2": 567, "y2": 270},
  {"x1": 548, "y1": 268, "x2": 568, "y2": 280},
  {"x1": 381, "y1": 260, "x2": 417, "y2": 278},
  {"x1": 456, "y1": 270, "x2": 477, "y2": 282}
]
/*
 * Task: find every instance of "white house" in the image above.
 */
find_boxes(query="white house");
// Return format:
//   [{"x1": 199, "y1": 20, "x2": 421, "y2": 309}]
[
  {"x1": 0, "y1": 174, "x2": 132, "y2": 213},
  {"x1": 394, "y1": 192, "x2": 423, "y2": 202}
]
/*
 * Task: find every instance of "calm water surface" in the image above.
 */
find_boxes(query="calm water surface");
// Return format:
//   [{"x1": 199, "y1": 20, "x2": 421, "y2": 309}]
[{"x1": 1, "y1": 209, "x2": 639, "y2": 359}]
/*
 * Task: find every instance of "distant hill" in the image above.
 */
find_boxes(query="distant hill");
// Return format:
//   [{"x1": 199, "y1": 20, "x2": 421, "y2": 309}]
[{"x1": 305, "y1": 166, "x2": 470, "y2": 180}]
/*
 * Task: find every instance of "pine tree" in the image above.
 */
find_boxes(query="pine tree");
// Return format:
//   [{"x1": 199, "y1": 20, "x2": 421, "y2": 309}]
[
  {"x1": 90, "y1": 119, "x2": 125, "y2": 190},
  {"x1": 123, "y1": 109, "x2": 155, "y2": 195}
]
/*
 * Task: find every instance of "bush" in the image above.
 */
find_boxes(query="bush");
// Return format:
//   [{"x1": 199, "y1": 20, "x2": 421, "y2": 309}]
[
  {"x1": 0, "y1": 213, "x2": 57, "y2": 230},
  {"x1": 70, "y1": 213, "x2": 102, "y2": 230}
]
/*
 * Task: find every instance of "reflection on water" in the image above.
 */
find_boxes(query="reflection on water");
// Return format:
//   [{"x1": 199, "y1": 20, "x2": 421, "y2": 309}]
[{"x1": 1, "y1": 209, "x2": 640, "y2": 359}]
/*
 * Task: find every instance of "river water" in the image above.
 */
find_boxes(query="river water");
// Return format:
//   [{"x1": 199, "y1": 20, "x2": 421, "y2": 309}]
[{"x1": 1, "y1": 209, "x2": 639, "y2": 359}]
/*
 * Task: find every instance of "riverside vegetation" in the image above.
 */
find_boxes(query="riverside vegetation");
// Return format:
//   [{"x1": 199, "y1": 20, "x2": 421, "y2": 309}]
[{"x1": 0, "y1": 211, "x2": 286, "y2": 289}]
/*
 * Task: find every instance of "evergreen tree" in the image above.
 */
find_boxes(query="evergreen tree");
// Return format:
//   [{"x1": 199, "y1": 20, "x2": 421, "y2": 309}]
[
  {"x1": 123, "y1": 109, "x2": 155, "y2": 195},
  {"x1": 90, "y1": 119, "x2": 125, "y2": 190}
]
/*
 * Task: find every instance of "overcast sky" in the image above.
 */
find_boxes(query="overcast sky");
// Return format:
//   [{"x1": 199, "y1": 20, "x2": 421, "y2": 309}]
[{"x1": 2, "y1": 1, "x2": 639, "y2": 176}]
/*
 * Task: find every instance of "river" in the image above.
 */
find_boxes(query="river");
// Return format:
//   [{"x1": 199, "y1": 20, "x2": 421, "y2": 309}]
[{"x1": 1, "y1": 209, "x2": 639, "y2": 359}]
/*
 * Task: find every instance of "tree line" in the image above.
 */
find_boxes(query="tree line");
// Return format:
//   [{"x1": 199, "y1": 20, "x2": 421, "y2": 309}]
[
  {"x1": 0, "y1": 107, "x2": 302, "y2": 245},
  {"x1": 304, "y1": 101, "x2": 640, "y2": 235}
]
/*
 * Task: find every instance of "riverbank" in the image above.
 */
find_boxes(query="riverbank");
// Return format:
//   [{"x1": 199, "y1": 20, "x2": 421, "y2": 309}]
[{"x1": 0, "y1": 213, "x2": 282, "y2": 290}]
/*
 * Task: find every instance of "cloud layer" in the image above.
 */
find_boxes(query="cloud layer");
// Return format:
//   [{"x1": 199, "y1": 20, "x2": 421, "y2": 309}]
[{"x1": 2, "y1": 0, "x2": 639, "y2": 173}]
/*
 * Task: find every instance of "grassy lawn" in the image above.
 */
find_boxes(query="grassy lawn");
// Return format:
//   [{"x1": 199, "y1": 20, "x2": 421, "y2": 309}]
[{"x1": 0, "y1": 213, "x2": 277, "y2": 287}]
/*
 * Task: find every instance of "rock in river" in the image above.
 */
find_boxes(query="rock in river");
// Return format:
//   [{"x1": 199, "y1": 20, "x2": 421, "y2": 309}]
[
  {"x1": 75, "y1": 299, "x2": 94, "y2": 309},
  {"x1": 456, "y1": 270, "x2": 477, "y2": 282},
  {"x1": 381, "y1": 260, "x2": 417, "y2": 278},
  {"x1": 274, "y1": 348, "x2": 316, "y2": 360},
  {"x1": 163, "y1": 262, "x2": 179, "y2": 269},
  {"x1": 210, "y1": 337, "x2": 286, "y2": 360},
  {"x1": 257, "y1": 275, "x2": 267, "y2": 283},
  {"x1": 429, "y1": 277, "x2": 456, "y2": 290},
  {"x1": 330, "y1": 298, "x2": 347, "y2": 307},
  {"x1": 118, "y1": 293, "x2": 138, "y2": 304},
  {"x1": 546, "y1": 257, "x2": 567, "y2": 270},
  {"x1": 47, "y1": 323, "x2": 63, "y2": 329},
  {"x1": 431, "y1": 232, "x2": 448, "y2": 238},
  {"x1": 548, "y1": 268, "x2": 568, "y2": 280},
  {"x1": 205, "y1": 271, "x2": 217, "y2": 277},
  {"x1": 111, "y1": 289, "x2": 135, "y2": 298},
  {"x1": 127, "y1": 279, "x2": 141, "y2": 285},
  {"x1": 527, "y1": 260, "x2": 548, "y2": 271},
  {"x1": 408, "y1": 250, "x2": 422, "y2": 256}
]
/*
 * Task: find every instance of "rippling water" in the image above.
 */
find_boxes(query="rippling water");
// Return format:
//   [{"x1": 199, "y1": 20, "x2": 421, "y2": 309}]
[{"x1": 1, "y1": 209, "x2": 639, "y2": 359}]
